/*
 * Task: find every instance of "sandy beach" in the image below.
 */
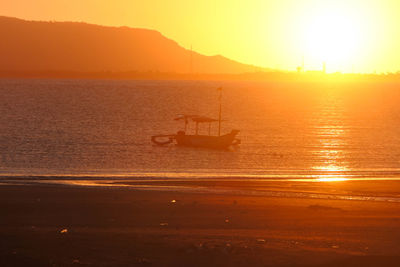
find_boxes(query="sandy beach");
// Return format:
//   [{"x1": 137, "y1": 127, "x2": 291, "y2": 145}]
[{"x1": 1, "y1": 180, "x2": 400, "y2": 266}]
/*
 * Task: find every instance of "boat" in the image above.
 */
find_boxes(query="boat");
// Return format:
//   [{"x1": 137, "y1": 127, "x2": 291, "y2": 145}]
[{"x1": 151, "y1": 88, "x2": 241, "y2": 150}]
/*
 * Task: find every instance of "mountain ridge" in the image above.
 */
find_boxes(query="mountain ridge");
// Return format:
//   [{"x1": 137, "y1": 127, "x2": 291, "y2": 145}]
[{"x1": 0, "y1": 16, "x2": 266, "y2": 75}]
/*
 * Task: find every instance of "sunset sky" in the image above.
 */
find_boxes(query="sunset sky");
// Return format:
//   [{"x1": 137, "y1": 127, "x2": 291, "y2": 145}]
[{"x1": 1, "y1": 0, "x2": 399, "y2": 73}]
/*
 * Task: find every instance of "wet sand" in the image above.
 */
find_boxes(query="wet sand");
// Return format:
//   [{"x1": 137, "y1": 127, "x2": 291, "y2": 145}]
[{"x1": 1, "y1": 181, "x2": 400, "y2": 266}]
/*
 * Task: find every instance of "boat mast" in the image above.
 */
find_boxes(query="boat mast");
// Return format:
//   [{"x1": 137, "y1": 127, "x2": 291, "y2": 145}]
[{"x1": 217, "y1": 87, "x2": 222, "y2": 136}]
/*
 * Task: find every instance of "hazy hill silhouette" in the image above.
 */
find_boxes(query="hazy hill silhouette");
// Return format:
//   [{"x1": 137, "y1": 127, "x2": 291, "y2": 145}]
[{"x1": 0, "y1": 16, "x2": 263, "y2": 75}]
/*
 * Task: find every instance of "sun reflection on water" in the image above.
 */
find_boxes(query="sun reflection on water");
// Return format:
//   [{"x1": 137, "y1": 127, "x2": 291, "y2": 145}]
[{"x1": 312, "y1": 98, "x2": 349, "y2": 181}]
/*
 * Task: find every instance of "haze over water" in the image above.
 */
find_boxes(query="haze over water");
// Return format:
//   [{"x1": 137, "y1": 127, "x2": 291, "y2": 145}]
[{"x1": 0, "y1": 79, "x2": 399, "y2": 181}]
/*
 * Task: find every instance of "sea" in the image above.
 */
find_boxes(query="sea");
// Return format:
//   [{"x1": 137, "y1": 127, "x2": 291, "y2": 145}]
[{"x1": 0, "y1": 78, "x2": 400, "y2": 184}]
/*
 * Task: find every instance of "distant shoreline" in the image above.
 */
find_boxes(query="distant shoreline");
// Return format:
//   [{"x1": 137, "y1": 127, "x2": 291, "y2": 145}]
[{"x1": 1, "y1": 70, "x2": 400, "y2": 82}]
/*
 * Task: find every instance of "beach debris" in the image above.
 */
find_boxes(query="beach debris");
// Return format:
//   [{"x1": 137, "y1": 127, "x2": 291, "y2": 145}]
[
  {"x1": 256, "y1": 239, "x2": 266, "y2": 244},
  {"x1": 72, "y1": 259, "x2": 80, "y2": 264},
  {"x1": 331, "y1": 245, "x2": 340, "y2": 249},
  {"x1": 159, "y1": 222, "x2": 169, "y2": 226},
  {"x1": 224, "y1": 218, "x2": 230, "y2": 223},
  {"x1": 60, "y1": 228, "x2": 68, "y2": 234},
  {"x1": 171, "y1": 199, "x2": 176, "y2": 203},
  {"x1": 222, "y1": 243, "x2": 233, "y2": 254}
]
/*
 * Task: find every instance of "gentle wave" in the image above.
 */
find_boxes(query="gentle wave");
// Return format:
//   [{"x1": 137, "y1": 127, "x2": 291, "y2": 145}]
[{"x1": 1, "y1": 176, "x2": 400, "y2": 203}]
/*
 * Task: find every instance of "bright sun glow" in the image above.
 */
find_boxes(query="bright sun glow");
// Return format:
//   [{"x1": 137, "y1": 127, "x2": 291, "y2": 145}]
[{"x1": 300, "y1": 5, "x2": 365, "y2": 73}]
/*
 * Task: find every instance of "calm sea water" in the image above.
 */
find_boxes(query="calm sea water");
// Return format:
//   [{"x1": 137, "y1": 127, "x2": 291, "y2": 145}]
[{"x1": 0, "y1": 78, "x2": 399, "y2": 181}]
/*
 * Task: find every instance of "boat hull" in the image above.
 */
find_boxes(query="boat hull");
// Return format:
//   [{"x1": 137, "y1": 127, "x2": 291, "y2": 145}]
[{"x1": 175, "y1": 130, "x2": 239, "y2": 149}]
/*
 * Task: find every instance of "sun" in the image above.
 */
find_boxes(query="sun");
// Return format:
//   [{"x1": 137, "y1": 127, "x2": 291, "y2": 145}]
[{"x1": 300, "y1": 6, "x2": 363, "y2": 73}]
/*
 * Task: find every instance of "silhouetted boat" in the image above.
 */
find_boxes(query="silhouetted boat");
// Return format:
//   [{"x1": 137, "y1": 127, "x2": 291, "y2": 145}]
[{"x1": 151, "y1": 88, "x2": 241, "y2": 150}]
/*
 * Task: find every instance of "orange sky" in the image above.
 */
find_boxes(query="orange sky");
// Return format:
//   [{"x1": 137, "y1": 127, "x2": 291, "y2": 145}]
[{"x1": 1, "y1": 0, "x2": 399, "y2": 73}]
